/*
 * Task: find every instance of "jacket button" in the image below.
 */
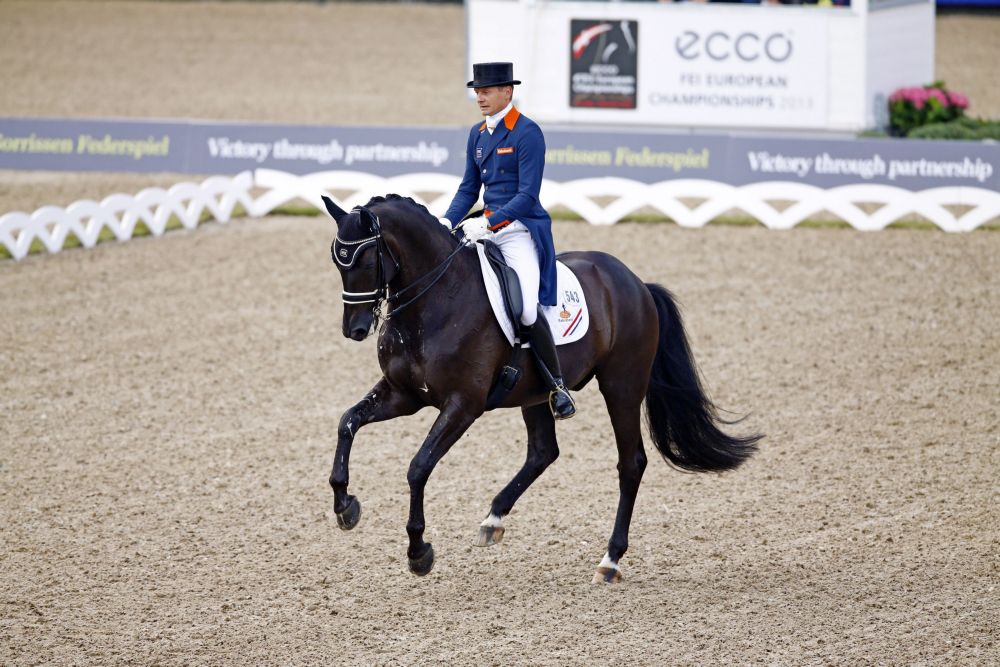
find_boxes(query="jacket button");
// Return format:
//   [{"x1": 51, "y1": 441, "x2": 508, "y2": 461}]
[
  {"x1": 482, "y1": 169, "x2": 487, "y2": 174},
  {"x1": 500, "y1": 169, "x2": 505, "y2": 174}
]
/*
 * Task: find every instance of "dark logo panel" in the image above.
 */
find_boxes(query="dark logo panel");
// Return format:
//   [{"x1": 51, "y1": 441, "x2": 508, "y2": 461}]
[{"x1": 570, "y1": 19, "x2": 639, "y2": 110}]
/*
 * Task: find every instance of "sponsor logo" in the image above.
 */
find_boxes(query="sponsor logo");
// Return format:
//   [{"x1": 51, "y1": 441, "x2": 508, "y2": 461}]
[
  {"x1": 570, "y1": 19, "x2": 639, "y2": 110},
  {"x1": 675, "y1": 31, "x2": 793, "y2": 63},
  {"x1": 498, "y1": 146, "x2": 514, "y2": 155}
]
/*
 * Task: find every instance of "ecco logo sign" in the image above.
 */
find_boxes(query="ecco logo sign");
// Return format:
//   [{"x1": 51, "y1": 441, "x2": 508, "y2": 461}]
[{"x1": 675, "y1": 31, "x2": 793, "y2": 63}]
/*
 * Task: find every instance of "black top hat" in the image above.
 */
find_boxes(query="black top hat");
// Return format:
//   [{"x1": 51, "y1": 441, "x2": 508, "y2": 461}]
[{"x1": 467, "y1": 62, "x2": 522, "y2": 89}]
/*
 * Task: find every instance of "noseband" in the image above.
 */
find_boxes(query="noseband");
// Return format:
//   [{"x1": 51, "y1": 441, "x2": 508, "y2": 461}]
[
  {"x1": 332, "y1": 205, "x2": 465, "y2": 328},
  {"x1": 332, "y1": 206, "x2": 399, "y2": 308}
]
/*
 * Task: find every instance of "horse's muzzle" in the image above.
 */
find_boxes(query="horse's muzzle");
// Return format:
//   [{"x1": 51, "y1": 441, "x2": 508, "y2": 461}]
[{"x1": 343, "y1": 310, "x2": 373, "y2": 341}]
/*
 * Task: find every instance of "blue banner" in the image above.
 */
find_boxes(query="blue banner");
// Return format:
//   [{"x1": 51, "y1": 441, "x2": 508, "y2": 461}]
[{"x1": 1, "y1": 117, "x2": 997, "y2": 192}]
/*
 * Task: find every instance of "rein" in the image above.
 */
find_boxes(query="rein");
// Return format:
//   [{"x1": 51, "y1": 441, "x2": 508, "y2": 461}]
[
  {"x1": 333, "y1": 206, "x2": 464, "y2": 328},
  {"x1": 386, "y1": 242, "x2": 464, "y2": 318}
]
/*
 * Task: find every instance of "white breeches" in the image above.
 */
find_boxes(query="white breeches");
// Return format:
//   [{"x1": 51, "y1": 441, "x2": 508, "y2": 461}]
[{"x1": 491, "y1": 221, "x2": 540, "y2": 326}]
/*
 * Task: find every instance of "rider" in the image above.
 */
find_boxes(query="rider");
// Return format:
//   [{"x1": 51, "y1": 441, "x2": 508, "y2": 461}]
[{"x1": 438, "y1": 62, "x2": 576, "y2": 420}]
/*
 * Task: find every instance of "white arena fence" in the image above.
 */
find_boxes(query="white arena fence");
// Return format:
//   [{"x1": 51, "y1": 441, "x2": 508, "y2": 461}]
[{"x1": 2, "y1": 168, "x2": 999, "y2": 261}]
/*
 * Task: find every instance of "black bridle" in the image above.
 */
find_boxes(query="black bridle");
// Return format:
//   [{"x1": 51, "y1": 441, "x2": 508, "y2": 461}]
[{"x1": 332, "y1": 206, "x2": 465, "y2": 329}]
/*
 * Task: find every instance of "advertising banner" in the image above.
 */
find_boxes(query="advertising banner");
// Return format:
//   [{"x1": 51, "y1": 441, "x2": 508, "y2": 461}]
[
  {"x1": 186, "y1": 122, "x2": 465, "y2": 176},
  {"x1": 2, "y1": 117, "x2": 998, "y2": 193},
  {"x1": 0, "y1": 118, "x2": 188, "y2": 173},
  {"x1": 726, "y1": 135, "x2": 1000, "y2": 190},
  {"x1": 569, "y1": 19, "x2": 639, "y2": 110},
  {"x1": 641, "y1": 14, "x2": 828, "y2": 129},
  {"x1": 545, "y1": 129, "x2": 726, "y2": 183},
  {"x1": 0, "y1": 118, "x2": 466, "y2": 177}
]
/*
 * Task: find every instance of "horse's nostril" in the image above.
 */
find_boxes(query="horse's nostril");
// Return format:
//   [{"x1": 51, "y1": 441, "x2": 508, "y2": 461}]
[{"x1": 350, "y1": 327, "x2": 368, "y2": 341}]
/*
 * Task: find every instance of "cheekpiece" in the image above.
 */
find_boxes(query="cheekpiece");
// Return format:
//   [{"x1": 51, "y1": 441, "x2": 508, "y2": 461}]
[{"x1": 467, "y1": 62, "x2": 522, "y2": 89}]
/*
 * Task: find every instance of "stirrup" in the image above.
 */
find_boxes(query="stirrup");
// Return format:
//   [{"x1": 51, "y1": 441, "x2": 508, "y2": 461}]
[{"x1": 548, "y1": 383, "x2": 576, "y2": 420}]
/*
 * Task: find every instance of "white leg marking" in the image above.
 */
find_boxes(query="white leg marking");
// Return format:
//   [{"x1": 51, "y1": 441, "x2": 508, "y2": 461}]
[
  {"x1": 480, "y1": 513, "x2": 503, "y2": 528},
  {"x1": 598, "y1": 552, "x2": 620, "y2": 571}
]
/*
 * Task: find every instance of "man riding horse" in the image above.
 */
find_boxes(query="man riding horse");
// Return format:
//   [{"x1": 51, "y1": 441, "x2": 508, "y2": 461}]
[{"x1": 438, "y1": 62, "x2": 576, "y2": 421}]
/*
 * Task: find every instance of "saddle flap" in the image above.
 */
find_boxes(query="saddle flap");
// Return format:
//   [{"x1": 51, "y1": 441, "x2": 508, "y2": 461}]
[
  {"x1": 482, "y1": 240, "x2": 524, "y2": 336},
  {"x1": 475, "y1": 242, "x2": 589, "y2": 348}
]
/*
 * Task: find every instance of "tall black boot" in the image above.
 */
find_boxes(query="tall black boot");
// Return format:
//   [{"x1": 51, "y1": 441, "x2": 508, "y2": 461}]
[{"x1": 525, "y1": 316, "x2": 576, "y2": 420}]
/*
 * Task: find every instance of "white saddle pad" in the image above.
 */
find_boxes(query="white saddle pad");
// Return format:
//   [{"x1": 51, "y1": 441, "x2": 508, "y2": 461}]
[{"x1": 475, "y1": 241, "x2": 589, "y2": 347}]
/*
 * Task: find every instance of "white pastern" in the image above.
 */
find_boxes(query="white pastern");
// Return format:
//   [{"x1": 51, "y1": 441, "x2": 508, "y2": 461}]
[
  {"x1": 480, "y1": 513, "x2": 503, "y2": 528},
  {"x1": 598, "y1": 552, "x2": 620, "y2": 571}
]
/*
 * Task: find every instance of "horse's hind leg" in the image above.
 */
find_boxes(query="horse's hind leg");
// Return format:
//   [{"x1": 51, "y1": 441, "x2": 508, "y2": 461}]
[
  {"x1": 475, "y1": 403, "x2": 559, "y2": 547},
  {"x1": 331, "y1": 377, "x2": 420, "y2": 530},
  {"x1": 593, "y1": 387, "x2": 648, "y2": 584}
]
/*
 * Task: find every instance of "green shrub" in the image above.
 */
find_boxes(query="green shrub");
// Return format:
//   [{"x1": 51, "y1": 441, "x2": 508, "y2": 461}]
[
  {"x1": 908, "y1": 122, "x2": 978, "y2": 140},
  {"x1": 973, "y1": 122, "x2": 1000, "y2": 141},
  {"x1": 889, "y1": 82, "x2": 968, "y2": 136},
  {"x1": 907, "y1": 118, "x2": 1000, "y2": 141}
]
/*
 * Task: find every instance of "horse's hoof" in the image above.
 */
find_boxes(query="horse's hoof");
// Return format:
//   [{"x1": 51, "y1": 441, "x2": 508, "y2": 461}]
[
  {"x1": 592, "y1": 566, "x2": 623, "y2": 584},
  {"x1": 474, "y1": 524, "x2": 505, "y2": 547},
  {"x1": 335, "y1": 496, "x2": 361, "y2": 531},
  {"x1": 592, "y1": 554, "x2": 623, "y2": 584},
  {"x1": 408, "y1": 544, "x2": 435, "y2": 576}
]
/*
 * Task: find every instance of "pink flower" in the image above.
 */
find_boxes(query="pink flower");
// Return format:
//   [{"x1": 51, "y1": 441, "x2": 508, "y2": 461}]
[
  {"x1": 947, "y1": 91, "x2": 969, "y2": 109},
  {"x1": 927, "y1": 88, "x2": 949, "y2": 106},
  {"x1": 890, "y1": 86, "x2": 930, "y2": 109},
  {"x1": 907, "y1": 88, "x2": 929, "y2": 109},
  {"x1": 890, "y1": 84, "x2": 970, "y2": 112}
]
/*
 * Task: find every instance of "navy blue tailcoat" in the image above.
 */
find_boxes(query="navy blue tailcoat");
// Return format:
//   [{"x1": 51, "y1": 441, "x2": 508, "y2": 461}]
[{"x1": 443, "y1": 107, "x2": 557, "y2": 305}]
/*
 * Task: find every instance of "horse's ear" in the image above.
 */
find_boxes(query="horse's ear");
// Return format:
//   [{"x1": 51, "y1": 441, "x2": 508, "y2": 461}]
[{"x1": 321, "y1": 195, "x2": 348, "y2": 223}]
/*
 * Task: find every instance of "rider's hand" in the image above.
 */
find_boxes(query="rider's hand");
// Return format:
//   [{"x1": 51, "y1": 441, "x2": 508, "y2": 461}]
[
  {"x1": 461, "y1": 216, "x2": 490, "y2": 242},
  {"x1": 438, "y1": 217, "x2": 452, "y2": 229}
]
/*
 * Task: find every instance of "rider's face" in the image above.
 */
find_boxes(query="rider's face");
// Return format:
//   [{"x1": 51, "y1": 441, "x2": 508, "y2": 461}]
[{"x1": 475, "y1": 86, "x2": 512, "y2": 117}]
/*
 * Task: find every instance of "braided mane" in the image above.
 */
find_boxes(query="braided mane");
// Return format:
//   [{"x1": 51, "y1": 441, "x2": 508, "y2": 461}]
[{"x1": 363, "y1": 194, "x2": 436, "y2": 223}]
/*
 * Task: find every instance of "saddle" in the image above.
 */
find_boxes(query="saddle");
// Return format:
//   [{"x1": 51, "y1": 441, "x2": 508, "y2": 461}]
[
  {"x1": 481, "y1": 240, "x2": 526, "y2": 341},
  {"x1": 480, "y1": 239, "x2": 527, "y2": 410}
]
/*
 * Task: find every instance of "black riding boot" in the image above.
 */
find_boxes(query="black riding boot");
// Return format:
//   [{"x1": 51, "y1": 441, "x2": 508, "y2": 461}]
[{"x1": 525, "y1": 317, "x2": 576, "y2": 420}]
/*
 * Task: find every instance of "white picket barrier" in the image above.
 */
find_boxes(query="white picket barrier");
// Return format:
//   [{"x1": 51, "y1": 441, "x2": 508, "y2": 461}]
[
  {"x1": 0, "y1": 172, "x2": 256, "y2": 261},
  {"x1": 2, "y1": 169, "x2": 999, "y2": 260}
]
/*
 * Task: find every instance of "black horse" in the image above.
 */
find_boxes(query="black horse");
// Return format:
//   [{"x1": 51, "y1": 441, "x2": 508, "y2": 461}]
[{"x1": 323, "y1": 193, "x2": 761, "y2": 583}]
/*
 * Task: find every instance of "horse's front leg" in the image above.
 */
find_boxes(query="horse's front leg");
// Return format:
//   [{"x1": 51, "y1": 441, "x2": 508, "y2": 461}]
[
  {"x1": 331, "y1": 377, "x2": 421, "y2": 529},
  {"x1": 405, "y1": 398, "x2": 480, "y2": 576}
]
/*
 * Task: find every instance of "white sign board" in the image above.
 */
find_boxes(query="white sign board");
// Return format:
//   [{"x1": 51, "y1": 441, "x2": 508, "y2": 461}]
[
  {"x1": 640, "y1": 14, "x2": 828, "y2": 127},
  {"x1": 468, "y1": 1, "x2": 852, "y2": 130}
]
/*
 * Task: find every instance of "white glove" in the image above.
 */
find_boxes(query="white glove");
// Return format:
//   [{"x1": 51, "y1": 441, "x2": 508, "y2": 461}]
[
  {"x1": 461, "y1": 216, "x2": 491, "y2": 242},
  {"x1": 438, "y1": 217, "x2": 452, "y2": 229}
]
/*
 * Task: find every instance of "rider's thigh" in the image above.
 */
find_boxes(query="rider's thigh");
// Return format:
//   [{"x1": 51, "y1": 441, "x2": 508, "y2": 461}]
[{"x1": 493, "y1": 222, "x2": 540, "y2": 325}]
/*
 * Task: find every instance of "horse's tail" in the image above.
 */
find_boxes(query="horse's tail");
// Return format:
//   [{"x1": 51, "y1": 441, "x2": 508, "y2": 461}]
[{"x1": 643, "y1": 283, "x2": 761, "y2": 472}]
